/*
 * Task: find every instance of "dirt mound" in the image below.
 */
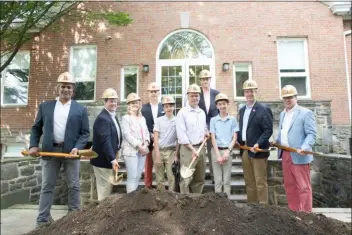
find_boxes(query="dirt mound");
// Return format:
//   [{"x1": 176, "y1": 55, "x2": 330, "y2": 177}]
[{"x1": 26, "y1": 189, "x2": 351, "y2": 235}]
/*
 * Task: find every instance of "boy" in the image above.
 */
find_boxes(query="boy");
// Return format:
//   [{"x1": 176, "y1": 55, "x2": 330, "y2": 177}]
[
  {"x1": 210, "y1": 93, "x2": 238, "y2": 196},
  {"x1": 153, "y1": 95, "x2": 180, "y2": 191}
]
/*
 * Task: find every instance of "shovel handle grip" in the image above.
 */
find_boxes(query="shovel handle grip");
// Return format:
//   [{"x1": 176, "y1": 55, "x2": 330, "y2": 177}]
[
  {"x1": 238, "y1": 145, "x2": 269, "y2": 152},
  {"x1": 21, "y1": 150, "x2": 80, "y2": 158},
  {"x1": 272, "y1": 143, "x2": 322, "y2": 156}
]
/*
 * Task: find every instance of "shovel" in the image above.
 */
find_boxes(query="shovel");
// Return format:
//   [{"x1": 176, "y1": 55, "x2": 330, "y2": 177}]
[
  {"x1": 21, "y1": 148, "x2": 98, "y2": 160},
  {"x1": 180, "y1": 138, "x2": 208, "y2": 179},
  {"x1": 109, "y1": 152, "x2": 123, "y2": 185},
  {"x1": 272, "y1": 143, "x2": 323, "y2": 155}
]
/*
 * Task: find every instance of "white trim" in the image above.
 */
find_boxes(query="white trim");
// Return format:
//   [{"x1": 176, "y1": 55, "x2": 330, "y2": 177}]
[
  {"x1": 155, "y1": 29, "x2": 216, "y2": 98},
  {"x1": 343, "y1": 30, "x2": 351, "y2": 123},
  {"x1": 276, "y1": 38, "x2": 311, "y2": 99},
  {"x1": 233, "y1": 62, "x2": 252, "y2": 100},
  {"x1": 69, "y1": 45, "x2": 97, "y2": 102},
  {"x1": 120, "y1": 65, "x2": 140, "y2": 102},
  {"x1": 1, "y1": 50, "x2": 31, "y2": 106}
]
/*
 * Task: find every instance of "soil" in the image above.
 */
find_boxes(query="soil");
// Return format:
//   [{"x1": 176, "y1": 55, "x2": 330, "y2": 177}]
[{"x1": 26, "y1": 189, "x2": 351, "y2": 235}]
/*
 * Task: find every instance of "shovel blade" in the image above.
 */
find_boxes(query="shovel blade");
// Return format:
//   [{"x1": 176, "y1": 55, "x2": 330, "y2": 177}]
[
  {"x1": 109, "y1": 175, "x2": 123, "y2": 185},
  {"x1": 180, "y1": 165, "x2": 195, "y2": 179},
  {"x1": 78, "y1": 149, "x2": 98, "y2": 159}
]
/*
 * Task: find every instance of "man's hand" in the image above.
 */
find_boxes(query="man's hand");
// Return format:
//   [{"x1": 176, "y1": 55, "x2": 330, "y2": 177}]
[
  {"x1": 222, "y1": 150, "x2": 230, "y2": 162},
  {"x1": 150, "y1": 133, "x2": 154, "y2": 141},
  {"x1": 216, "y1": 153, "x2": 223, "y2": 165},
  {"x1": 250, "y1": 144, "x2": 259, "y2": 153},
  {"x1": 204, "y1": 132, "x2": 210, "y2": 139},
  {"x1": 70, "y1": 148, "x2": 78, "y2": 156},
  {"x1": 296, "y1": 149, "x2": 304, "y2": 155},
  {"x1": 28, "y1": 147, "x2": 39, "y2": 157},
  {"x1": 112, "y1": 160, "x2": 120, "y2": 171},
  {"x1": 155, "y1": 153, "x2": 162, "y2": 167},
  {"x1": 174, "y1": 152, "x2": 179, "y2": 162},
  {"x1": 270, "y1": 141, "x2": 276, "y2": 147},
  {"x1": 192, "y1": 148, "x2": 199, "y2": 159}
]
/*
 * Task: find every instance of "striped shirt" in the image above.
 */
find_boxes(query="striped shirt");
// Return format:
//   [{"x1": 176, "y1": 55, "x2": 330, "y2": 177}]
[
  {"x1": 153, "y1": 115, "x2": 177, "y2": 148},
  {"x1": 176, "y1": 104, "x2": 207, "y2": 145}
]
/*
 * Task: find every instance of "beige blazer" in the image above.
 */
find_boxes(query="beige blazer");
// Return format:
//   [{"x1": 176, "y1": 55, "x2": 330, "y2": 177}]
[{"x1": 121, "y1": 114, "x2": 150, "y2": 157}]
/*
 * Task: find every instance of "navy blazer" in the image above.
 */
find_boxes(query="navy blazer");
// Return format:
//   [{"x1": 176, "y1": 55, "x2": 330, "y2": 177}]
[
  {"x1": 199, "y1": 88, "x2": 220, "y2": 125},
  {"x1": 237, "y1": 102, "x2": 273, "y2": 158},
  {"x1": 29, "y1": 100, "x2": 90, "y2": 153},
  {"x1": 91, "y1": 109, "x2": 123, "y2": 169},
  {"x1": 141, "y1": 102, "x2": 164, "y2": 150}
]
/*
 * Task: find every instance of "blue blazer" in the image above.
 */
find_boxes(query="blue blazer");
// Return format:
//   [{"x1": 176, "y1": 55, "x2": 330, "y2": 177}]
[
  {"x1": 29, "y1": 100, "x2": 90, "y2": 153},
  {"x1": 275, "y1": 105, "x2": 317, "y2": 164},
  {"x1": 91, "y1": 109, "x2": 123, "y2": 169},
  {"x1": 199, "y1": 88, "x2": 220, "y2": 125}
]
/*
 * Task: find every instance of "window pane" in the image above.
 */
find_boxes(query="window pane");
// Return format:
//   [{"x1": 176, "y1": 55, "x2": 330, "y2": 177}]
[
  {"x1": 74, "y1": 81, "x2": 95, "y2": 100},
  {"x1": 124, "y1": 67, "x2": 138, "y2": 99},
  {"x1": 2, "y1": 52, "x2": 30, "y2": 105},
  {"x1": 188, "y1": 65, "x2": 209, "y2": 86},
  {"x1": 71, "y1": 47, "x2": 97, "y2": 82},
  {"x1": 235, "y1": 72, "x2": 248, "y2": 97},
  {"x1": 278, "y1": 40, "x2": 305, "y2": 72},
  {"x1": 159, "y1": 31, "x2": 213, "y2": 59},
  {"x1": 281, "y1": 77, "x2": 307, "y2": 96}
]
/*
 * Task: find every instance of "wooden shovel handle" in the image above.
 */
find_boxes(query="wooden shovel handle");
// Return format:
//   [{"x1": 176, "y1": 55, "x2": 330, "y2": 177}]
[
  {"x1": 237, "y1": 145, "x2": 269, "y2": 152},
  {"x1": 272, "y1": 143, "x2": 322, "y2": 155},
  {"x1": 21, "y1": 150, "x2": 80, "y2": 158},
  {"x1": 196, "y1": 138, "x2": 208, "y2": 155}
]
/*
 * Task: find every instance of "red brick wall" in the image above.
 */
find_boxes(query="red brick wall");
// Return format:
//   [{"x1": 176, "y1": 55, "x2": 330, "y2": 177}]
[{"x1": 1, "y1": 1, "x2": 350, "y2": 132}]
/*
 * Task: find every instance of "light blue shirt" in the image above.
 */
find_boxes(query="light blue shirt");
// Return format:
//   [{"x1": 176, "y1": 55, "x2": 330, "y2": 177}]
[
  {"x1": 210, "y1": 115, "x2": 239, "y2": 147},
  {"x1": 241, "y1": 103, "x2": 255, "y2": 141},
  {"x1": 176, "y1": 104, "x2": 207, "y2": 145}
]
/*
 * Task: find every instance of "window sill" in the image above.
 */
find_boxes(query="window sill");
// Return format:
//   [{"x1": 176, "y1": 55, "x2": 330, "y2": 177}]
[{"x1": 1, "y1": 104, "x2": 28, "y2": 108}]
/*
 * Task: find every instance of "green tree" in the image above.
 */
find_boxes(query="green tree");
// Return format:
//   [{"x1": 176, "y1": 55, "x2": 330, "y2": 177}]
[{"x1": 0, "y1": 1, "x2": 132, "y2": 73}]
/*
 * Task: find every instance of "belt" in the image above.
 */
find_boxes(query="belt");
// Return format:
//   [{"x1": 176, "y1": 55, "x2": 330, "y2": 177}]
[
  {"x1": 192, "y1": 142, "x2": 202, "y2": 147},
  {"x1": 53, "y1": 143, "x2": 64, "y2": 147},
  {"x1": 160, "y1": 146, "x2": 176, "y2": 151},
  {"x1": 218, "y1": 147, "x2": 228, "y2": 150}
]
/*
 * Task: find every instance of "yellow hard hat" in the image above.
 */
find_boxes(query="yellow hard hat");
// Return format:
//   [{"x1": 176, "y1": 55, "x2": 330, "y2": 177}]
[
  {"x1": 162, "y1": 95, "x2": 176, "y2": 104},
  {"x1": 147, "y1": 82, "x2": 160, "y2": 91},
  {"x1": 187, "y1": 83, "x2": 201, "y2": 94},
  {"x1": 199, "y1": 69, "x2": 212, "y2": 79},
  {"x1": 243, "y1": 79, "x2": 258, "y2": 90},
  {"x1": 102, "y1": 88, "x2": 118, "y2": 99},
  {"x1": 215, "y1": 93, "x2": 229, "y2": 103},
  {"x1": 57, "y1": 72, "x2": 75, "y2": 84},
  {"x1": 281, "y1": 85, "x2": 298, "y2": 97},
  {"x1": 126, "y1": 93, "x2": 141, "y2": 103}
]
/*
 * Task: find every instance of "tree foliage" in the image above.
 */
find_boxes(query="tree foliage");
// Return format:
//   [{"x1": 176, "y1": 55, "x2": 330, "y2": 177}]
[{"x1": 0, "y1": 1, "x2": 133, "y2": 73}]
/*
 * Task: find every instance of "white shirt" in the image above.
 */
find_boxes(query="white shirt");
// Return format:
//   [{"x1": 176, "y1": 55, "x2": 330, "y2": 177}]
[
  {"x1": 241, "y1": 103, "x2": 255, "y2": 141},
  {"x1": 280, "y1": 104, "x2": 298, "y2": 147},
  {"x1": 53, "y1": 99, "x2": 71, "y2": 143},
  {"x1": 105, "y1": 108, "x2": 121, "y2": 142},
  {"x1": 203, "y1": 90, "x2": 210, "y2": 114},
  {"x1": 151, "y1": 103, "x2": 158, "y2": 123}
]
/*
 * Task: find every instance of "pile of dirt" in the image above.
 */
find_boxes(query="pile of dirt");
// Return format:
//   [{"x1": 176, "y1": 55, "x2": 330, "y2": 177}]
[{"x1": 27, "y1": 189, "x2": 351, "y2": 235}]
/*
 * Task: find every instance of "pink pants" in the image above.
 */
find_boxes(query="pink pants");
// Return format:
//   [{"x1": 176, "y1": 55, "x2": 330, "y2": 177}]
[{"x1": 282, "y1": 150, "x2": 312, "y2": 213}]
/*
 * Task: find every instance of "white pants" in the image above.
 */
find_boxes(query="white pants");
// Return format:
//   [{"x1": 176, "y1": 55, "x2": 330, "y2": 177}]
[
  {"x1": 124, "y1": 153, "x2": 146, "y2": 193},
  {"x1": 93, "y1": 166, "x2": 113, "y2": 201}
]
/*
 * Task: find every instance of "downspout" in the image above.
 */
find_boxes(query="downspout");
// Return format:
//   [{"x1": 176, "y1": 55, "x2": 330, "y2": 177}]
[{"x1": 343, "y1": 29, "x2": 351, "y2": 124}]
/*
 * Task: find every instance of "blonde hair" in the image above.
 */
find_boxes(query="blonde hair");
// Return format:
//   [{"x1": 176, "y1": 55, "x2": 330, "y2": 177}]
[{"x1": 127, "y1": 102, "x2": 142, "y2": 117}]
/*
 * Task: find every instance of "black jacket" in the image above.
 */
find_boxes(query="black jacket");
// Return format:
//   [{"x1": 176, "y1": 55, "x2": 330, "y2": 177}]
[
  {"x1": 141, "y1": 102, "x2": 164, "y2": 150},
  {"x1": 90, "y1": 109, "x2": 122, "y2": 168},
  {"x1": 237, "y1": 102, "x2": 273, "y2": 158},
  {"x1": 199, "y1": 88, "x2": 220, "y2": 125}
]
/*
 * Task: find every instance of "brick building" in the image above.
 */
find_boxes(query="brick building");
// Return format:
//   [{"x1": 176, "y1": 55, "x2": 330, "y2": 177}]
[{"x1": 1, "y1": 1, "x2": 351, "y2": 157}]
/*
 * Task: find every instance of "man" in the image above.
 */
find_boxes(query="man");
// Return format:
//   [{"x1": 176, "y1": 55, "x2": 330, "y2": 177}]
[
  {"x1": 237, "y1": 79, "x2": 273, "y2": 204},
  {"x1": 153, "y1": 95, "x2": 180, "y2": 191},
  {"x1": 141, "y1": 82, "x2": 164, "y2": 189},
  {"x1": 176, "y1": 84, "x2": 208, "y2": 194},
  {"x1": 28, "y1": 72, "x2": 89, "y2": 227},
  {"x1": 90, "y1": 88, "x2": 122, "y2": 201},
  {"x1": 198, "y1": 69, "x2": 220, "y2": 184},
  {"x1": 274, "y1": 85, "x2": 316, "y2": 212},
  {"x1": 209, "y1": 93, "x2": 238, "y2": 197}
]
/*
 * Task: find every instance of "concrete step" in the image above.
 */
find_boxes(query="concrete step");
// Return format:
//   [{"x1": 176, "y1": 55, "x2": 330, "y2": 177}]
[{"x1": 228, "y1": 194, "x2": 247, "y2": 201}]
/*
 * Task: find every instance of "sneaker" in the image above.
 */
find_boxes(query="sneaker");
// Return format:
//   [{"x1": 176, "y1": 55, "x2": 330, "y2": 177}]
[{"x1": 35, "y1": 216, "x2": 54, "y2": 229}]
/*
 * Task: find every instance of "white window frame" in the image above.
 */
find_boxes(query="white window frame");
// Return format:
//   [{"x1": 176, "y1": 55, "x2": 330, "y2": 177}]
[
  {"x1": 69, "y1": 45, "x2": 97, "y2": 103},
  {"x1": 233, "y1": 62, "x2": 252, "y2": 101},
  {"x1": 120, "y1": 66, "x2": 140, "y2": 102},
  {"x1": 1, "y1": 143, "x2": 27, "y2": 158},
  {"x1": 1, "y1": 51, "x2": 31, "y2": 107},
  {"x1": 277, "y1": 38, "x2": 311, "y2": 99}
]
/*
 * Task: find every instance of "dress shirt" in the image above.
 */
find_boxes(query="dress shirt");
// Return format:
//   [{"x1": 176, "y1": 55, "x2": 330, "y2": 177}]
[
  {"x1": 203, "y1": 90, "x2": 210, "y2": 114},
  {"x1": 176, "y1": 104, "x2": 207, "y2": 145},
  {"x1": 151, "y1": 103, "x2": 158, "y2": 124},
  {"x1": 280, "y1": 104, "x2": 298, "y2": 147},
  {"x1": 105, "y1": 108, "x2": 121, "y2": 144},
  {"x1": 241, "y1": 102, "x2": 255, "y2": 141},
  {"x1": 53, "y1": 99, "x2": 71, "y2": 143}
]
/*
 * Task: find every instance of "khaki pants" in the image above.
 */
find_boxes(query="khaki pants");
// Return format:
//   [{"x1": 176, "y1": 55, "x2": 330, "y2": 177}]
[
  {"x1": 92, "y1": 166, "x2": 113, "y2": 201},
  {"x1": 152, "y1": 148, "x2": 176, "y2": 191},
  {"x1": 211, "y1": 148, "x2": 232, "y2": 196},
  {"x1": 179, "y1": 145, "x2": 206, "y2": 194},
  {"x1": 242, "y1": 150, "x2": 268, "y2": 204}
]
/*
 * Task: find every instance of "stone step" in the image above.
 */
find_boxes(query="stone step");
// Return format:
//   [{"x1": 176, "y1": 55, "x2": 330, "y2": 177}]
[{"x1": 228, "y1": 194, "x2": 247, "y2": 202}]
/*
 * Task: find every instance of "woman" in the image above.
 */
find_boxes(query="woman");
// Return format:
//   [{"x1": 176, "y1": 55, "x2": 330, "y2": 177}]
[{"x1": 121, "y1": 93, "x2": 150, "y2": 193}]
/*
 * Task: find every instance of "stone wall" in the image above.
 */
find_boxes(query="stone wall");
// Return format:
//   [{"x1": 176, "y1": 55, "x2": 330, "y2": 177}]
[
  {"x1": 0, "y1": 157, "x2": 68, "y2": 209},
  {"x1": 268, "y1": 154, "x2": 352, "y2": 208},
  {"x1": 236, "y1": 100, "x2": 351, "y2": 154}
]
